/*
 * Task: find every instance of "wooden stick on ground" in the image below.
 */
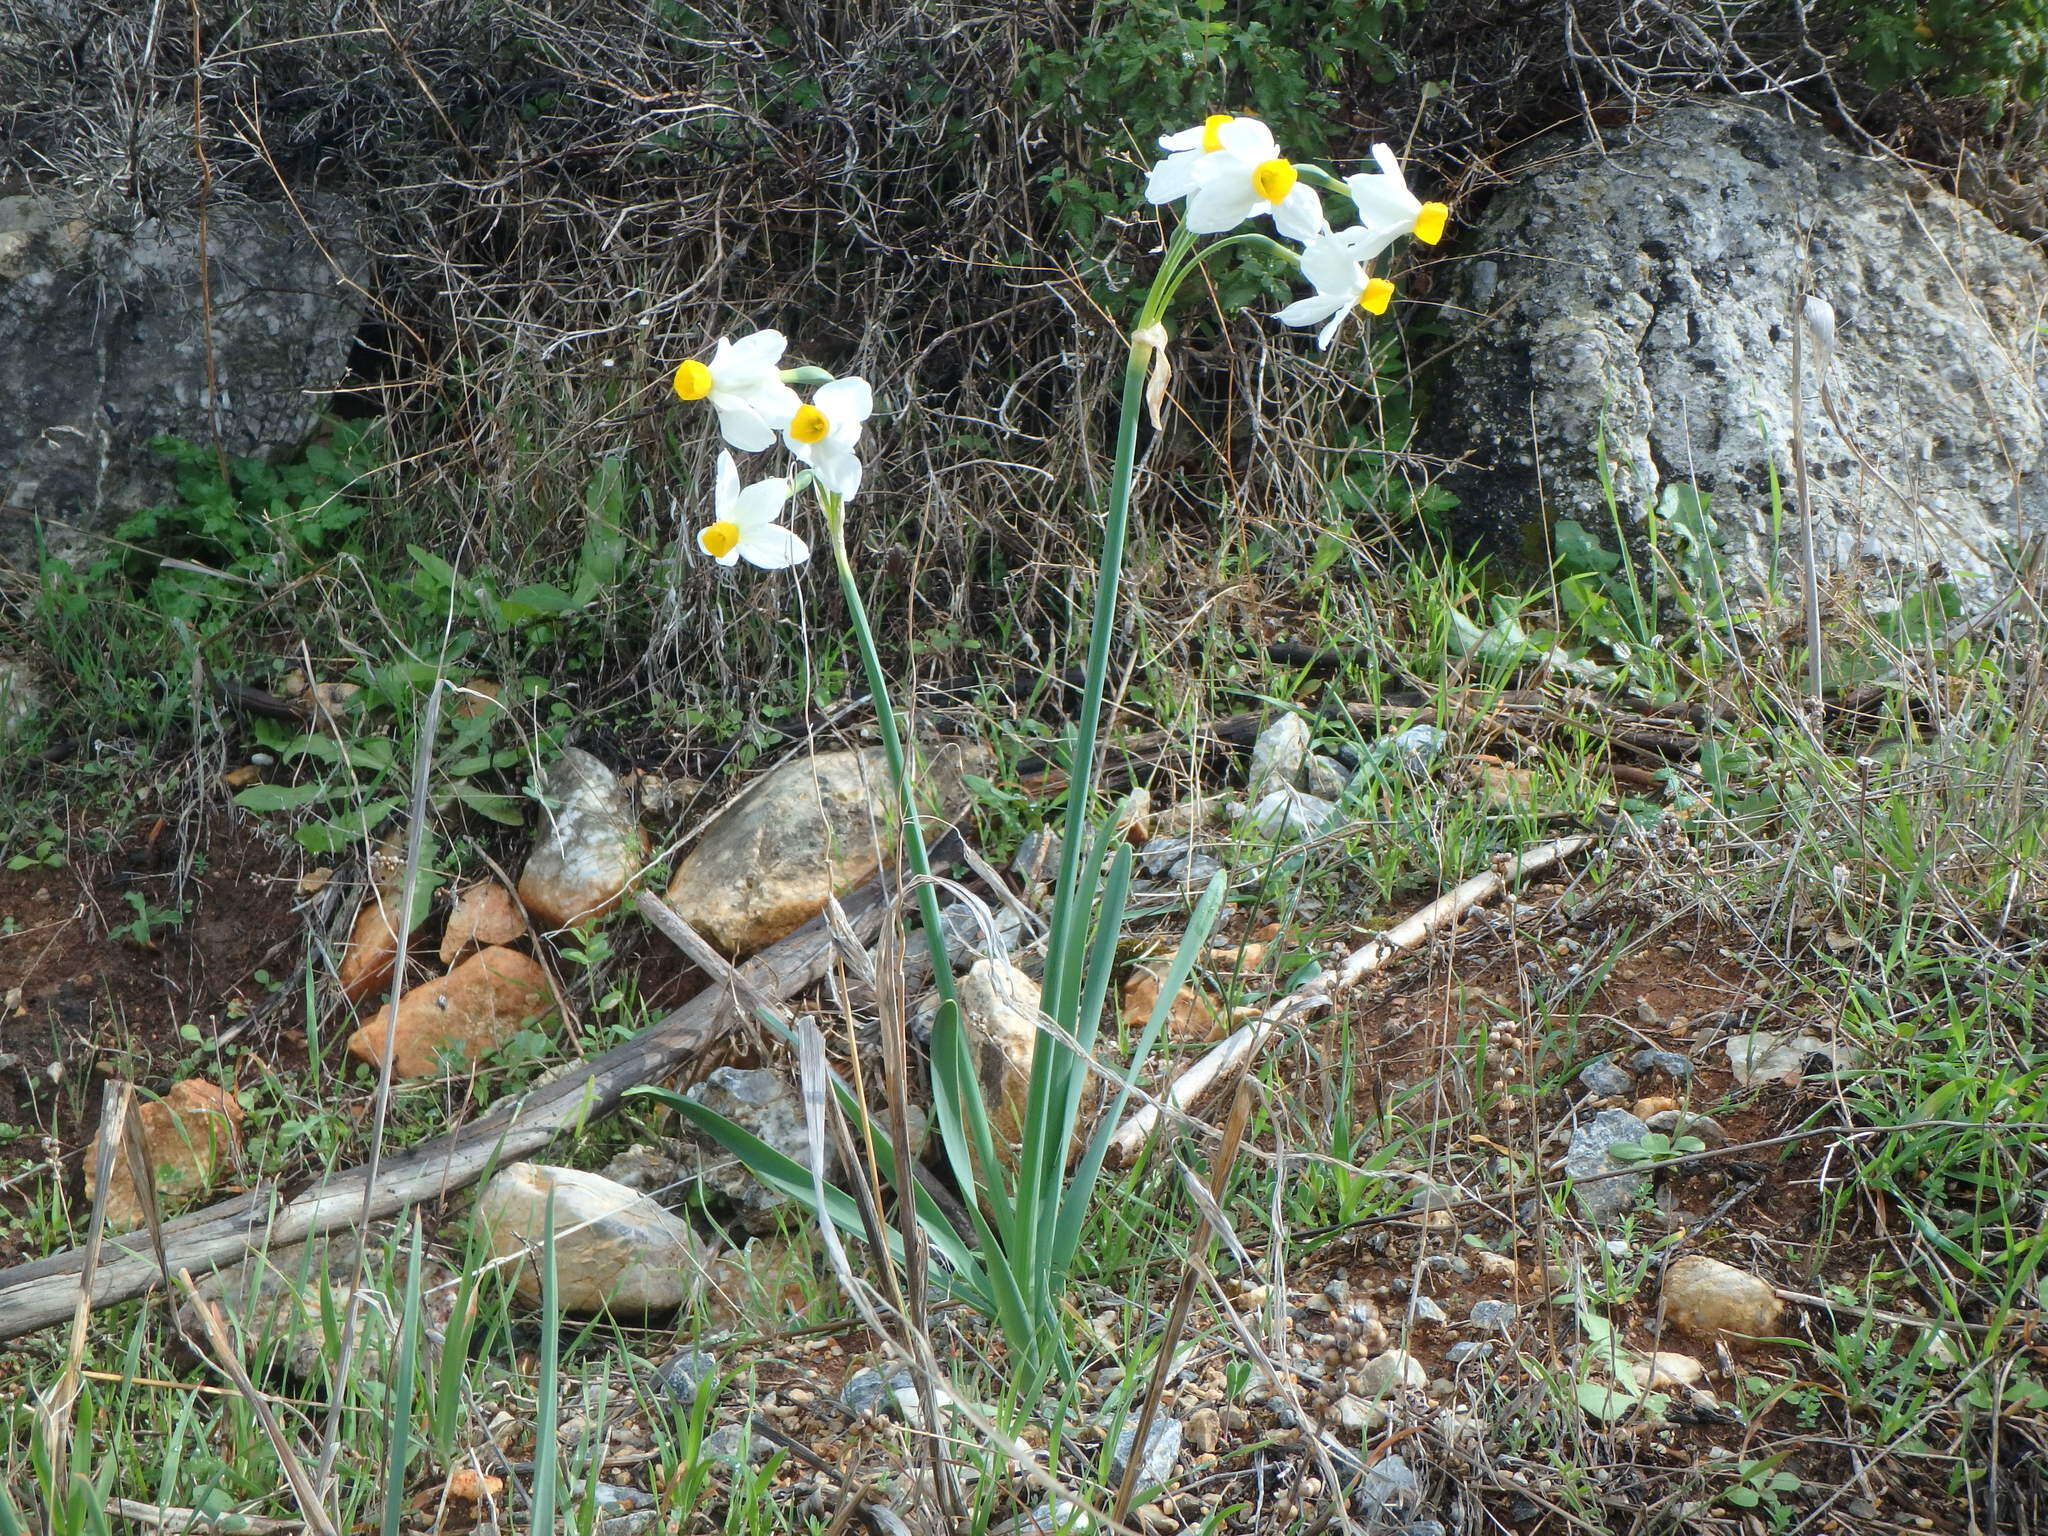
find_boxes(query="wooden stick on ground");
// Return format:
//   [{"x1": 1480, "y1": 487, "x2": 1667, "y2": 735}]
[
  {"x1": 0, "y1": 880, "x2": 890, "y2": 1342},
  {"x1": 1104, "y1": 833, "x2": 1598, "y2": 1164}
]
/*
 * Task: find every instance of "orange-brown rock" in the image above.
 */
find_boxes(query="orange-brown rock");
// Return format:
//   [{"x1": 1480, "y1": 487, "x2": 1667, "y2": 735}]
[
  {"x1": 86, "y1": 1078, "x2": 243, "y2": 1230},
  {"x1": 438, "y1": 880, "x2": 527, "y2": 966},
  {"x1": 347, "y1": 946, "x2": 553, "y2": 1078},
  {"x1": 1123, "y1": 965, "x2": 1229, "y2": 1044},
  {"x1": 336, "y1": 834, "x2": 409, "y2": 1004}
]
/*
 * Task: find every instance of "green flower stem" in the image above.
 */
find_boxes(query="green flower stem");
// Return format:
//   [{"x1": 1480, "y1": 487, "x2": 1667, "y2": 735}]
[
  {"x1": 820, "y1": 496, "x2": 956, "y2": 992},
  {"x1": 1039, "y1": 221, "x2": 1196, "y2": 1023},
  {"x1": 820, "y1": 495, "x2": 1005, "y2": 1214}
]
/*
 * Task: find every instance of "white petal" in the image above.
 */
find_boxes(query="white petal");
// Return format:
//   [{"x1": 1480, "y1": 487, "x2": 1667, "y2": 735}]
[
  {"x1": 732, "y1": 477, "x2": 792, "y2": 529},
  {"x1": 1158, "y1": 124, "x2": 1207, "y2": 151},
  {"x1": 1330, "y1": 220, "x2": 1404, "y2": 264},
  {"x1": 1271, "y1": 184, "x2": 1328, "y2": 243},
  {"x1": 715, "y1": 451, "x2": 740, "y2": 516},
  {"x1": 1215, "y1": 116, "x2": 1276, "y2": 165},
  {"x1": 1316, "y1": 310, "x2": 1349, "y2": 351},
  {"x1": 814, "y1": 376, "x2": 873, "y2": 425},
  {"x1": 1187, "y1": 174, "x2": 1260, "y2": 234},
  {"x1": 1145, "y1": 151, "x2": 1206, "y2": 204},
  {"x1": 1344, "y1": 171, "x2": 1419, "y2": 230},
  {"x1": 715, "y1": 403, "x2": 779, "y2": 453},
  {"x1": 738, "y1": 524, "x2": 809, "y2": 570},
  {"x1": 723, "y1": 329, "x2": 787, "y2": 369},
  {"x1": 1370, "y1": 143, "x2": 1407, "y2": 188},
  {"x1": 813, "y1": 443, "x2": 864, "y2": 499},
  {"x1": 1298, "y1": 237, "x2": 1362, "y2": 296},
  {"x1": 1275, "y1": 293, "x2": 1345, "y2": 327}
]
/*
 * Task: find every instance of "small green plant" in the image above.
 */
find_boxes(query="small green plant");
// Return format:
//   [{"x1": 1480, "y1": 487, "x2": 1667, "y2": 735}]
[
  {"x1": 5, "y1": 824, "x2": 66, "y2": 871},
  {"x1": 1722, "y1": 1457, "x2": 1802, "y2": 1516},
  {"x1": 111, "y1": 891, "x2": 186, "y2": 949},
  {"x1": 1608, "y1": 1130, "x2": 1708, "y2": 1165}
]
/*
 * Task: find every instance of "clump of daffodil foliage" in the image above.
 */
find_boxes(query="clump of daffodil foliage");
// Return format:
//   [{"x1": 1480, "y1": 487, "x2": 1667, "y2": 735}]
[{"x1": 637, "y1": 115, "x2": 1448, "y2": 1395}]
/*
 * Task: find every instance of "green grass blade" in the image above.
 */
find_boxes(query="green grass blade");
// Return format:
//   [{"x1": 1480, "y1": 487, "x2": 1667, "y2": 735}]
[
  {"x1": 377, "y1": 1220, "x2": 425, "y2": 1536},
  {"x1": 530, "y1": 1200, "x2": 560, "y2": 1536},
  {"x1": 1053, "y1": 869, "x2": 1227, "y2": 1279},
  {"x1": 636, "y1": 1089, "x2": 996, "y2": 1310}
]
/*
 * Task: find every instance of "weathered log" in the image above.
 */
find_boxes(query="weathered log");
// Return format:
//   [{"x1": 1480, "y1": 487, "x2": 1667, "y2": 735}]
[{"x1": 0, "y1": 879, "x2": 888, "y2": 1341}]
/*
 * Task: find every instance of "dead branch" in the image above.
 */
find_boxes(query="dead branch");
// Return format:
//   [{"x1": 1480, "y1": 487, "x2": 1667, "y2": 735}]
[
  {"x1": 0, "y1": 879, "x2": 889, "y2": 1342},
  {"x1": 1104, "y1": 833, "x2": 1599, "y2": 1163}
]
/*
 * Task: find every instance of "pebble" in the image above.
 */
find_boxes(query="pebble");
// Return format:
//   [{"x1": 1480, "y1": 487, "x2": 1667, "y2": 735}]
[
  {"x1": 1351, "y1": 1451, "x2": 1422, "y2": 1519},
  {"x1": 700, "y1": 1424, "x2": 772, "y2": 1468},
  {"x1": 1473, "y1": 1251, "x2": 1518, "y2": 1281},
  {"x1": 1108, "y1": 1416, "x2": 1182, "y2": 1494},
  {"x1": 680, "y1": 1067, "x2": 831, "y2": 1229},
  {"x1": 517, "y1": 747, "x2": 649, "y2": 930},
  {"x1": 1303, "y1": 753, "x2": 1352, "y2": 800},
  {"x1": 1576, "y1": 1055, "x2": 1635, "y2": 1097},
  {"x1": 654, "y1": 1350, "x2": 720, "y2": 1406},
  {"x1": 842, "y1": 1365, "x2": 915, "y2": 1418},
  {"x1": 1468, "y1": 1299, "x2": 1518, "y2": 1330},
  {"x1": 1408, "y1": 1295, "x2": 1448, "y2": 1326},
  {"x1": 1244, "y1": 787, "x2": 1338, "y2": 840},
  {"x1": 1445, "y1": 1341, "x2": 1493, "y2": 1366},
  {"x1": 1332, "y1": 1394, "x2": 1387, "y2": 1433},
  {"x1": 1185, "y1": 1406, "x2": 1221, "y2": 1454},
  {"x1": 1354, "y1": 1349, "x2": 1427, "y2": 1399},
  {"x1": 1370, "y1": 725, "x2": 1449, "y2": 776},
  {"x1": 1631, "y1": 1048, "x2": 1694, "y2": 1082}
]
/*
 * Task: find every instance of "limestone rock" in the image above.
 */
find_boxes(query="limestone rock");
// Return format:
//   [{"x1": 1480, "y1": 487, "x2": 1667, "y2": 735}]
[
  {"x1": 438, "y1": 881, "x2": 526, "y2": 965},
  {"x1": 1247, "y1": 713, "x2": 1311, "y2": 797},
  {"x1": 1564, "y1": 1108, "x2": 1650, "y2": 1224},
  {"x1": 473, "y1": 1162, "x2": 710, "y2": 1314},
  {"x1": 346, "y1": 946, "x2": 553, "y2": 1077},
  {"x1": 1108, "y1": 1415, "x2": 1181, "y2": 1493},
  {"x1": 955, "y1": 956, "x2": 1042, "y2": 1150},
  {"x1": 1243, "y1": 787, "x2": 1338, "y2": 840},
  {"x1": 86, "y1": 1078, "x2": 242, "y2": 1230},
  {"x1": 665, "y1": 743, "x2": 986, "y2": 957},
  {"x1": 518, "y1": 749, "x2": 647, "y2": 930},
  {"x1": 679, "y1": 1067, "x2": 826, "y2": 1228},
  {"x1": 0, "y1": 658, "x2": 42, "y2": 740},
  {"x1": 0, "y1": 192, "x2": 366, "y2": 565},
  {"x1": 1425, "y1": 100, "x2": 2047, "y2": 591},
  {"x1": 1660, "y1": 1254, "x2": 1783, "y2": 1342},
  {"x1": 1725, "y1": 1029, "x2": 1862, "y2": 1088}
]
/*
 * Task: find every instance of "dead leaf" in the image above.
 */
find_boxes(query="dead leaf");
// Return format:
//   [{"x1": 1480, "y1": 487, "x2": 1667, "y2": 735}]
[{"x1": 1123, "y1": 965, "x2": 1228, "y2": 1043}]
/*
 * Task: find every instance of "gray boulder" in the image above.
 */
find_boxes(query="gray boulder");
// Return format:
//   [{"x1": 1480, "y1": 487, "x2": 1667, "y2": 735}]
[
  {"x1": 0, "y1": 192, "x2": 365, "y2": 564},
  {"x1": 1427, "y1": 100, "x2": 2046, "y2": 591}
]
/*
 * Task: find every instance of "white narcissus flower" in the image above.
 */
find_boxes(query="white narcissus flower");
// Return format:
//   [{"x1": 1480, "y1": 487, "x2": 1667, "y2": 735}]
[
  {"x1": 1178, "y1": 117, "x2": 1326, "y2": 242},
  {"x1": 697, "y1": 450, "x2": 807, "y2": 569},
  {"x1": 1332, "y1": 144, "x2": 1449, "y2": 263},
  {"x1": 783, "y1": 376, "x2": 873, "y2": 500},
  {"x1": 1273, "y1": 234, "x2": 1395, "y2": 349},
  {"x1": 672, "y1": 330, "x2": 802, "y2": 452},
  {"x1": 1144, "y1": 113, "x2": 1237, "y2": 206}
]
